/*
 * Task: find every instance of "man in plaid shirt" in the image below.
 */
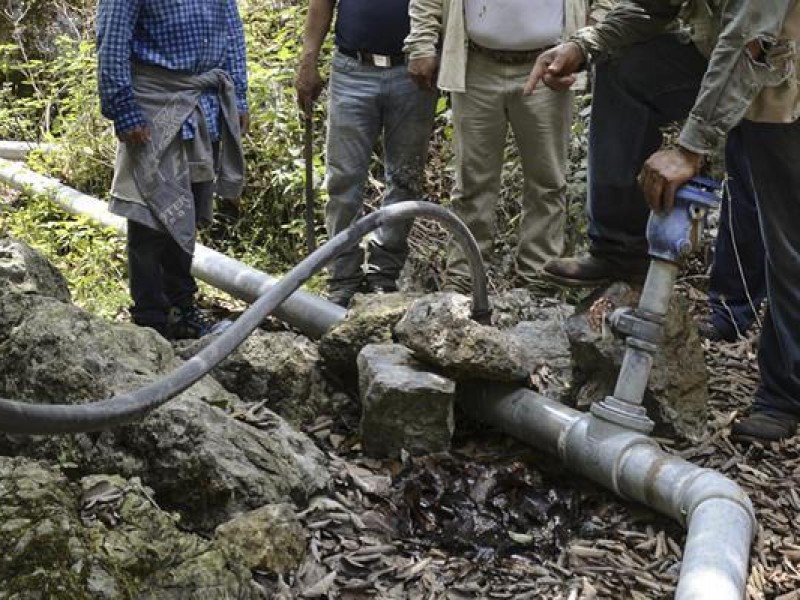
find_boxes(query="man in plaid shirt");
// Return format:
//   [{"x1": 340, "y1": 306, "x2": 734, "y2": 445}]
[{"x1": 97, "y1": 0, "x2": 249, "y2": 339}]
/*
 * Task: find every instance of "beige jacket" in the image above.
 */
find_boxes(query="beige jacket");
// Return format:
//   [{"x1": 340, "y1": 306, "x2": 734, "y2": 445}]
[{"x1": 405, "y1": 0, "x2": 588, "y2": 93}]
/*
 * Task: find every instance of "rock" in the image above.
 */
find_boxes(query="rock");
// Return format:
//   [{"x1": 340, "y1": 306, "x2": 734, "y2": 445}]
[
  {"x1": 318, "y1": 292, "x2": 414, "y2": 382},
  {"x1": 508, "y1": 302, "x2": 574, "y2": 402},
  {"x1": 0, "y1": 457, "x2": 261, "y2": 598},
  {"x1": 0, "y1": 236, "x2": 71, "y2": 302},
  {"x1": 358, "y1": 344, "x2": 455, "y2": 458},
  {"x1": 181, "y1": 329, "x2": 331, "y2": 426},
  {"x1": 489, "y1": 288, "x2": 565, "y2": 329},
  {"x1": 395, "y1": 293, "x2": 529, "y2": 382},
  {"x1": 215, "y1": 504, "x2": 306, "y2": 574},
  {"x1": 0, "y1": 291, "x2": 330, "y2": 531},
  {"x1": 566, "y1": 283, "x2": 708, "y2": 441}
]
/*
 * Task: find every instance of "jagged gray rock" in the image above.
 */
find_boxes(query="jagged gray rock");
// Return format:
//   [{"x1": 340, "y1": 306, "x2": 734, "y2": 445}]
[
  {"x1": 0, "y1": 290, "x2": 330, "y2": 531},
  {"x1": 508, "y1": 302, "x2": 574, "y2": 402},
  {"x1": 215, "y1": 503, "x2": 306, "y2": 574},
  {"x1": 0, "y1": 457, "x2": 261, "y2": 599},
  {"x1": 318, "y1": 292, "x2": 413, "y2": 381},
  {"x1": 566, "y1": 283, "x2": 708, "y2": 441},
  {"x1": 358, "y1": 344, "x2": 456, "y2": 457},
  {"x1": 0, "y1": 236, "x2": 71, "y2": 302},
  {"x1": 395, "y1": 293, "x2": 529, "y2": 382},
  {"x1": 180, "y1": 329, "x2": 332, "y2": 426}
]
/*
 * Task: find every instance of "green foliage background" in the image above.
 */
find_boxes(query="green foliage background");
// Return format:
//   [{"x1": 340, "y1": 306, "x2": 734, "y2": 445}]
[{"x1": 0, "y1": 0, "x2": 591, "y2": 317}]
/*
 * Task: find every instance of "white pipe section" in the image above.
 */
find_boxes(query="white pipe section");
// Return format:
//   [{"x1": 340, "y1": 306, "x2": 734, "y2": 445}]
[
  {"x1": 0, "y1": 141, "x2": 57, "y2": 161},
  {"x1": 0, "y1": 158, "x2": 345, "y2": 339},
  {"x1": 460, "y1": 385, "x2": 755, "y2": 600}
]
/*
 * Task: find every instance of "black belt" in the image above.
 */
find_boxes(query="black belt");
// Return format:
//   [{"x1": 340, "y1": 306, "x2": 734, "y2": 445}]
[
  {"x1": 338, "y1": 47, "x2": 406, "y2": 68},
  {"x1": 468, "y1": 40, "x2": 552, "y2": 65}
]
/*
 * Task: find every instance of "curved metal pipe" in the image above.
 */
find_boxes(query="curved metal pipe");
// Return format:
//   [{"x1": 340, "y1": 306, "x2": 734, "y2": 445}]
[
  {"x1": 0, "y1": 201, "x2": 488, "y2": 434},
  {"x1": 460, "y1": 386, "x2": 755, "y2": 600}
]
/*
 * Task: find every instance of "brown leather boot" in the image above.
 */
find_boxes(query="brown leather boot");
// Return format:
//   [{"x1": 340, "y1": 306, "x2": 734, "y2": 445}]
[{"x1": 542, "y1": 254, "x2": 649, "y2": 287}]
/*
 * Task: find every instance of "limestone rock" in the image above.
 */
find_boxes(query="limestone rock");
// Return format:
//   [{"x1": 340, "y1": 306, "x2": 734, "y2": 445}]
[
  {"x1": 508, "y1": 302, "x2": 574, "y2": 402},
  {"x1": 181, "y1": 329, "x2": 331, "y2": 426},
  {"x1": 358, "y1": 344, "x2": 455, "y2": 457},
  {"x1": 0, "y1": 291, "x2": 330, "y2": 531},
  {"x1": 215, "y1": 504, "x2": 306, "y2": 574},
  {"x1": 0, "y1": 236, "x2": 71, "y2": 302},
  {"x1": 319, "y1": 292, "x2": 414, "y2": 381},
  {"x1": 0, "y1": 457, "x2": 260, "y2": 598},
  {"x1": 489, "y1": 288, "x2": 563, "y2": 329},
  {"x1": 566, "y1": 283, "x2": 708, "y2": 441},
  {"x1": 395, "y1": 293, "x2": 529, "y2": 382}
]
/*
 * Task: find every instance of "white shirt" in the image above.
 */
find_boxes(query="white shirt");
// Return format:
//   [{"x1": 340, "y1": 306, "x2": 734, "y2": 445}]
[{"x1": 464, "y1": 0, "x2": 565, "y2": 51}]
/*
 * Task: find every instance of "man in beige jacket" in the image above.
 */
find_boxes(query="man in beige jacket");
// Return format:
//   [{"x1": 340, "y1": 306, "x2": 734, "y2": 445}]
[
  {"x1": 404, "y1": 0, "x2": 588, "y2": 291},
  {"x1": 528, "y1": 0, "x2": 800, "y2": 442}
]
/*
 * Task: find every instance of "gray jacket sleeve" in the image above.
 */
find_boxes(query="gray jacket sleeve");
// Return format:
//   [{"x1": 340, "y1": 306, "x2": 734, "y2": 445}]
[
  {"x1": 679, "y1": 0, "x2": 795, "y2": 153},
  {"x1": 573, "y1": 0, "x2": 796, "y2": 153},
  {"x1": 404, "y1": 0, "x2": 443, "y2": 59}
]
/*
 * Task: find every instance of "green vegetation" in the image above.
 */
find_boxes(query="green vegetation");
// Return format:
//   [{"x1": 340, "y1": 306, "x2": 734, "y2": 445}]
[{"x1": 0, "y1": 0, "x2": 590, "y2": 317}]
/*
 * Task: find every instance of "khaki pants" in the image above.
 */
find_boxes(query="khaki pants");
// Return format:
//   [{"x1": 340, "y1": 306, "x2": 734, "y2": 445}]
[{"x1": 447, "y1": 50, "x2": 572, "y2": 289}]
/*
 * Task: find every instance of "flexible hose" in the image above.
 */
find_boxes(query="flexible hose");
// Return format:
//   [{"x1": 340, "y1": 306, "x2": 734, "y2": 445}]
[{"x1": 0, "y1": 201, "x2": 489, "y2": 434}]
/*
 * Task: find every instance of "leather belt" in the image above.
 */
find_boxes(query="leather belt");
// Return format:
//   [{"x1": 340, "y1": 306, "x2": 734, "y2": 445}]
[
  {"x1": 468, "y1": 40, "x2": 552, "y2": 65},
  {"x1": 338, "y1": 47, "x2": 406, "y2": 68}
]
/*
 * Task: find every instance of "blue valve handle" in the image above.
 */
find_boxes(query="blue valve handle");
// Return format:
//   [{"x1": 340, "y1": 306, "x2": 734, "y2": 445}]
[{"x1": 646, "y1": 177, "x2": 722, "y2": 263}]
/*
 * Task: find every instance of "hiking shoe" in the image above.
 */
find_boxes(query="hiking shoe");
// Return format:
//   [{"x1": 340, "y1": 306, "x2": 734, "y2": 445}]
[
  {"x1": 543, "y1": 254, "x2": 648, "y2": 288},
  {"x1": 697, "y1": 318, "x2": 738, "y2": 343},
  {"x1": 168, "y1": 305, "x2": 232, "y2": 340},
  {"x1": 730, "y1": 410, "x2": 798, "y2": 444}
]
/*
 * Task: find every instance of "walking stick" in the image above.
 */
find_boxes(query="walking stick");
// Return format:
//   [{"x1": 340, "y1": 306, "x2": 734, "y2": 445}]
[{"x1": 304, "y1": 111, "x2": 317, "y2": 253}]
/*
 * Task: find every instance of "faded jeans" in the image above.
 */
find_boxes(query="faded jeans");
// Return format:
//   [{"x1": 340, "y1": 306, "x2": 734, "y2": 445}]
[{"x1": 325, "y1": 51, "x2": 436, "y2": 292}]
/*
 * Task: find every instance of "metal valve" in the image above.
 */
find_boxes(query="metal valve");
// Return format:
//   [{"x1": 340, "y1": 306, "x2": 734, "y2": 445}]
[{"x1": 646, "y1": 177, "x2": 722, "y2": 264}]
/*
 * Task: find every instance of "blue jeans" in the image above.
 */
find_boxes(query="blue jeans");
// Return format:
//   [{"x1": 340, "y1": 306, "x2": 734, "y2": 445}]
[
  {"x1": 742, "y1": 118, "x2": 800, "y2": 417},
  {"x1": 707, "y1": 127, "x2": 766, "y2": 339},
  {"x1": 324, "y1": 51, "x2": 436, "y2": 291}
]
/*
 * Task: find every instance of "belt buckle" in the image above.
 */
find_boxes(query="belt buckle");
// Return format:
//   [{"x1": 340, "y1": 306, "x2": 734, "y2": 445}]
[{"x1": 372, "y1": 54, "x2": 391, "y2": 68}]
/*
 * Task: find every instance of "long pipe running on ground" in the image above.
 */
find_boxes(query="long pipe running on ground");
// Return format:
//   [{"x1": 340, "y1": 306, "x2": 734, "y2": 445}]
[{"x1": 0, "y1": 157, "x2": 754, "y2": 599}]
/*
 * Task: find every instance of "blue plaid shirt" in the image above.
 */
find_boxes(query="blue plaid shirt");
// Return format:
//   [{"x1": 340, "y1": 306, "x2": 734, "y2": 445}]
[{"x1": 97, "y1": 0, "x2": 248, "y2": 139}]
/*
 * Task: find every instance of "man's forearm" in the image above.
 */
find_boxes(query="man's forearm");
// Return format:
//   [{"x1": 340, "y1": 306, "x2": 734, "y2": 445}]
[
  {"x1": 572, "y1": 0, "x2": 679, "y2": 62},
  {"x1": 226, "y1": 0, "x2": 249, "y2": 113},
  {"x1": 96, "y1": 0, "x2": 146, "y2": 134},
  {"x1": 300, "y1": 0, "x2": 335, "y2": 65},
  {"x1": 404, "y1": 0, "x2": 443, "y2": 59}
]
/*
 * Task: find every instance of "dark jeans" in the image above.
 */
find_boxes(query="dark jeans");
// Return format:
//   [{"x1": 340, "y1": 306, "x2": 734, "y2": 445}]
[
  {"x1": 707, "y1": 127, "x2": 767, "y2": 338},
  {"x1": 741, "y1": 118, "x2": 800, "y2": 417},
  {"x1": 588, "y1": 34, "x2": 707, "y2": 263},
  {"x1": 589, "y1": 34, "x2": 767, "y2": 338},
  {"x1": 126, "y1": 176, "x2": 214, "y2": 329}
]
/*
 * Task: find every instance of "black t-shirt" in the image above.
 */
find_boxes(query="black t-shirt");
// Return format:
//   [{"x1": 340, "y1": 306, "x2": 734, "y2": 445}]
[{"x1": 334, "y1": 0, "x2": 410, "y2": 56}]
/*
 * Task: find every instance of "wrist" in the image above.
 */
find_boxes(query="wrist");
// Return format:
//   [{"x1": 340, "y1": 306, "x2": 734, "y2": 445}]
[{"x1": 677, "y1": 145, "x2": 704, "y2": 170}]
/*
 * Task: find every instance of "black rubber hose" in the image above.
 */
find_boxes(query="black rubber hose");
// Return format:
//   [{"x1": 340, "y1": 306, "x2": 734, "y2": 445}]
[{"x1": 0, "y1": 201, "x2": 490, "y2": 434}]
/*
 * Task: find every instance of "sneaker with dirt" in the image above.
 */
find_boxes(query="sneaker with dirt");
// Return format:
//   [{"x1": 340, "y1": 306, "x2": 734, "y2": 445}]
[
  {"x1": 730, "y1": 410, "x2": 798, "y2": 443},
  {"x1": 168, "y1": 306, "x2": 231, "y2": 340}
]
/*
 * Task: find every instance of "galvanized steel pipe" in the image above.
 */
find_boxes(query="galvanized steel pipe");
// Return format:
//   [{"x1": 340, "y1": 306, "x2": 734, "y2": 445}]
[{"x1": 460, "y1": 385, "x2": 754, "y2": 600}]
